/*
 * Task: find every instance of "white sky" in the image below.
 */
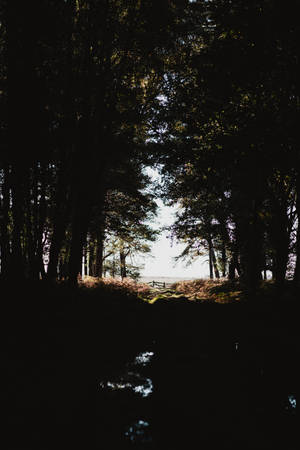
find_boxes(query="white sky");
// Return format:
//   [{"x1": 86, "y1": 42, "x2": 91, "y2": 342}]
[{"x1": 136, "y1": 168, "x2": 209, "y2": 278}]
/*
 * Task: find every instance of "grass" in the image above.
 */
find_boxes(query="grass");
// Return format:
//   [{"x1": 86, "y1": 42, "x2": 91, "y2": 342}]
[
  {"x1": 170, "y1": 278, "x2": 243, "y2": 303},
  {"x1": 80, "y1": 275, "x2": 152, "y2": 297},
  {"x1": 80, "y1": 276, "x2": 298, "y2": 304}
]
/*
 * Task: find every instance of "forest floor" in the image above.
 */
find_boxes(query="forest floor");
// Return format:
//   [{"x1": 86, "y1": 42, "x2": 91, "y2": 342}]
[{"x1": 5, "y1": 278, "x2": 298, "y2": 449}]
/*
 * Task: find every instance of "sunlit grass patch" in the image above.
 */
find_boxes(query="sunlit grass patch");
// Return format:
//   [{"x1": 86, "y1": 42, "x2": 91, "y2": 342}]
[
  {"x1": 147, "y1": 293, "x2": 189, "y2": 304},
  {"x1": 171, "y1": 278, "x2": 242, "y2": 303},
  {"x1": 80, "y1": 277, "x2": 242, "y2": 304},
  {"x1": 80, "y1": 276, "x2": 282, "y2": 304},
  {"x1": 81, "y1": 276, "x2": 152, "y2": 297}
]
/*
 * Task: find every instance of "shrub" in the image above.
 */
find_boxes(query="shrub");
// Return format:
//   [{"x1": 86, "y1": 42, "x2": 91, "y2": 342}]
[
  {"x1": 80, "y1": 276, "x2": 151, "y2": 297},
  {"x1": 171, "y1": 278, "x2": 241, "y2": 302}
]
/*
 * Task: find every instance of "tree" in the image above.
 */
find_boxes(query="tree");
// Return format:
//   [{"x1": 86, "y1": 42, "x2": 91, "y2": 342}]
[
  {"x1": 1, "y1": 0, "x2": 186, "y2": 284},
  {"x1": 153, "y1": 0, "x2": 300, "y2": 290}
]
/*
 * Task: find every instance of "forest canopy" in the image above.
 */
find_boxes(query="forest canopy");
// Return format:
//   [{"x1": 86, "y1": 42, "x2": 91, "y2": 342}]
[{"x1": 1, "y1": 0, "x2": 299, "y2": 289}]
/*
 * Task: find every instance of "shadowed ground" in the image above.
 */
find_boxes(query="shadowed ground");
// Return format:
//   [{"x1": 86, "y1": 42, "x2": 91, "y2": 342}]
[{"x1": 5, "y1": 280, "x2": 298, "y2": 449}]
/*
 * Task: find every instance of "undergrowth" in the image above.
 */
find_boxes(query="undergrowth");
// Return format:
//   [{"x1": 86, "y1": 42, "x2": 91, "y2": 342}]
[
  {"x1": 80, "y1": 276, "x2": 152, "y2": 297},
  {"x1": 171, "y1": 278, "x2": 243, "y2": 303}
]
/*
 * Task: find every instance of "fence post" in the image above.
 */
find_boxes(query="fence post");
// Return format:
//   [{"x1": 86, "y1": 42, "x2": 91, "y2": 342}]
[{"x1": 163, "y1": 282, "x2": 165, "y2": 288}]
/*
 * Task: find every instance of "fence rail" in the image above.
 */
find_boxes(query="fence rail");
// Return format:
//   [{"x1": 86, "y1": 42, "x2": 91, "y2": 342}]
[{"x1": 147, "y1": 280, "x2": 173, "y2": 288}]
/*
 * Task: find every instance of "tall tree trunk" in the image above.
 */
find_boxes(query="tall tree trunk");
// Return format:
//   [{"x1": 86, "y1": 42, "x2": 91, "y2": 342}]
[
  {"x1": 111, "y1": 257, "x2": 116, "y2": 278},
  {"x1": 68, "y1": 213, "x2": 89, "y2": 286},
  {"x1": 293, "y1": 173, "x2": 300, "y2": 287},
  {"x1": 221, "y1": 241, "x2": 226, "y2": 278},
  {"x1": 67, "y1": 141, "x2": 105, "y2": 286},
  {"x1": 269, "y1": 202, "x2": 289, "y2": 287},
  {"x1": 68, "y1": 179, "x2": 95, "y2": 286},
  {"x1": 228, "y1": 257, "x2": 236, "y2": 280},
  {"x1": 239, "y1": 197, "x2": 264, "y2": 291},
  {"x1": 68, "y1": 174, "x2": 97, "y2": 286},
  {"x1": 262, "y1": 250, "x2": 267, "y2": 280},
  {"x1": 35, "y1": 165, "x2": 47, "y2": 280},
  {"x1": 272, "y1": 235, "x2": 289, "y2": 286},
  {"x1": 228, "y1": 222, "x2": 240, "y2": 280},
  {"x1": 211, "y1": 242, "x2": 220, "y2": 279},
  {"x1": 219, "y1": 216, "x2": 229, "y2": 277},
  {"x1": 24, "y1": 167, "x2": 36, "y2": 280},
  {"x1": 294, "y1": 222, "x2": 300, "y2": 286},
  {"x1": 86, "y1": 238, "x2": 90, "y2": 277},
  {"x1": 120, "y1": 248, "x2": 127, "y2": 280},
  {"x1": 0, "y1": 163, "x2": 11, "y2": 278},
  {"x1": 47, "y1": 160, "x2": 70, "y2": 282},
  {"x1": 207, "y1": 238, "x2": 214, "y2": 279},
  {"x1": 11, "y1": 164, "x2": 25, "y2": 278},
  {"x1": 263, "y1": 268, "x2": 267, "y2": 280},
  {"x1": 47, "y1": 220, "x2": 68, "y2": 281},
  {"x1": 95, "y1": 232, "x2": 104, "y2": 278},
  {"x1": 88, "y1": 238, "x2": 96, "y2": 276},
  {"x1": 81, "y1": 245, "x2": 86, "y2": 279}
]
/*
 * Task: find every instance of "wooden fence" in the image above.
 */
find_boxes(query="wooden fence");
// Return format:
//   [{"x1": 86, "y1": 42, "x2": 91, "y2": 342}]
[{"x1": 147, "y1": 280, "x2": 173, "y2": 288}]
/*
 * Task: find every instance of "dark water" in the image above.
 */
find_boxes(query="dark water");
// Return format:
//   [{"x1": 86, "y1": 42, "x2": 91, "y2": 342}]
[
  {"x1": 99, "y1": 351, "x2": 154, "y2": 398},
  {"x1": 98, "y1": 339, "x2": 297, "y2": 449}
]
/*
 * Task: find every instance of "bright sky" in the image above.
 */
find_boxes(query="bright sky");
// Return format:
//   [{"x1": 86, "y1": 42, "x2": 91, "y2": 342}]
[{"x1": 136, "y1": 168, "x2": 209, "y2": 279}]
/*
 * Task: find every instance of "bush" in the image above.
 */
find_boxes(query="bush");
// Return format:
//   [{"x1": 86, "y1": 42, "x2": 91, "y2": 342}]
[
  {"x1": 80, "y1": 276, "x2": 151, "y2": 297},
  {"x1": 171, "y1": 278, "x2": 242, "y2": 302}
]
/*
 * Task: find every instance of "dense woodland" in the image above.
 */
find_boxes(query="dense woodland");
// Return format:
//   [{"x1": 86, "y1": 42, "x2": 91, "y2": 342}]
[
  {"x1": 1, "y1": 0, "x2": 300, "y2": 289},
  {"x1": 3, "y1": 3, "x2": 300, "y2": 449}
]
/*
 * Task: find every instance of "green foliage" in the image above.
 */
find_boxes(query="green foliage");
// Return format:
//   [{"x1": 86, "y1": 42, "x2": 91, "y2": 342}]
[
  {"x1": 154, "y1": 0, "x2": 300, "y2": 287},
  {"x1": 1, "y1": 0, "x2": 300, "y2": 289},
  {"x1": 1, "y1": 0, "x2": 178, "y2": 282}
]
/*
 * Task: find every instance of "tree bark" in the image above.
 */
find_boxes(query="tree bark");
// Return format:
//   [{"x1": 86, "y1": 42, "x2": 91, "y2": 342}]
[
  {"x1": 211, "y1": 242, "x2": 220, "y2": 279},
  {"x1": 120, "y1": 249, "x2": 127, "y2": 280},
  {"x1": 219, "y1": 216, "x2": 229, "y2": 277},
  {"x1": 207, "y1": 238, "x2": 214, "y2": 279},
  {"x1": 24, "y1": 167, "x2": 36, "y2": 279},
  {"x1": 228, "y1": 257, "x2": 236, "y2": 280},
  {"x1": 293, "y1": 173, "x2": 300, "y2": 286},
  {"x1": 95, "y1": 230, "x2": 104, "y2": 278},
  {"x1": 269, "y1": 200, "x2": 289, "y2": 286},
  {"x1": 111, "y1": 257, "x2": 116, "y2": 278},
  {"x1": 68, "y1": 213, "x2": 89, "y2": 286},
  {"x1": 81, "y1": 245, "x2": 86, "y2": 279},
  {"x1": 263, "y1": 269, "x2": 267, "y2": 280},
  {"x1": 47, "y1": 160, "x2": 70, "y2": 282},
  {"x1": 239, "y1": 196, "x2": 264, "y2": 291},
  {"x1": 11, "y1": 164, "x2": 25, "y2": 278},
  {"x1": 35, "y1": 165, "x2": 47, "y2": 280},
  {"x1": 47, "y1": 220, "x2": 69, "y2": 281},
  {"x1": 221, "y1": 241, "x2": 226, "y2": 277},
  {"x1": 0, "y1": 164, "x2": 11, "y2": 277}
]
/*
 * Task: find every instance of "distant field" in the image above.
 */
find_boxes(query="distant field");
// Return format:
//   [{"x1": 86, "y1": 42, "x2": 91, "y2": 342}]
[{"x1": 139, "y1": 276, "x2": 202, "y2": 284}]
